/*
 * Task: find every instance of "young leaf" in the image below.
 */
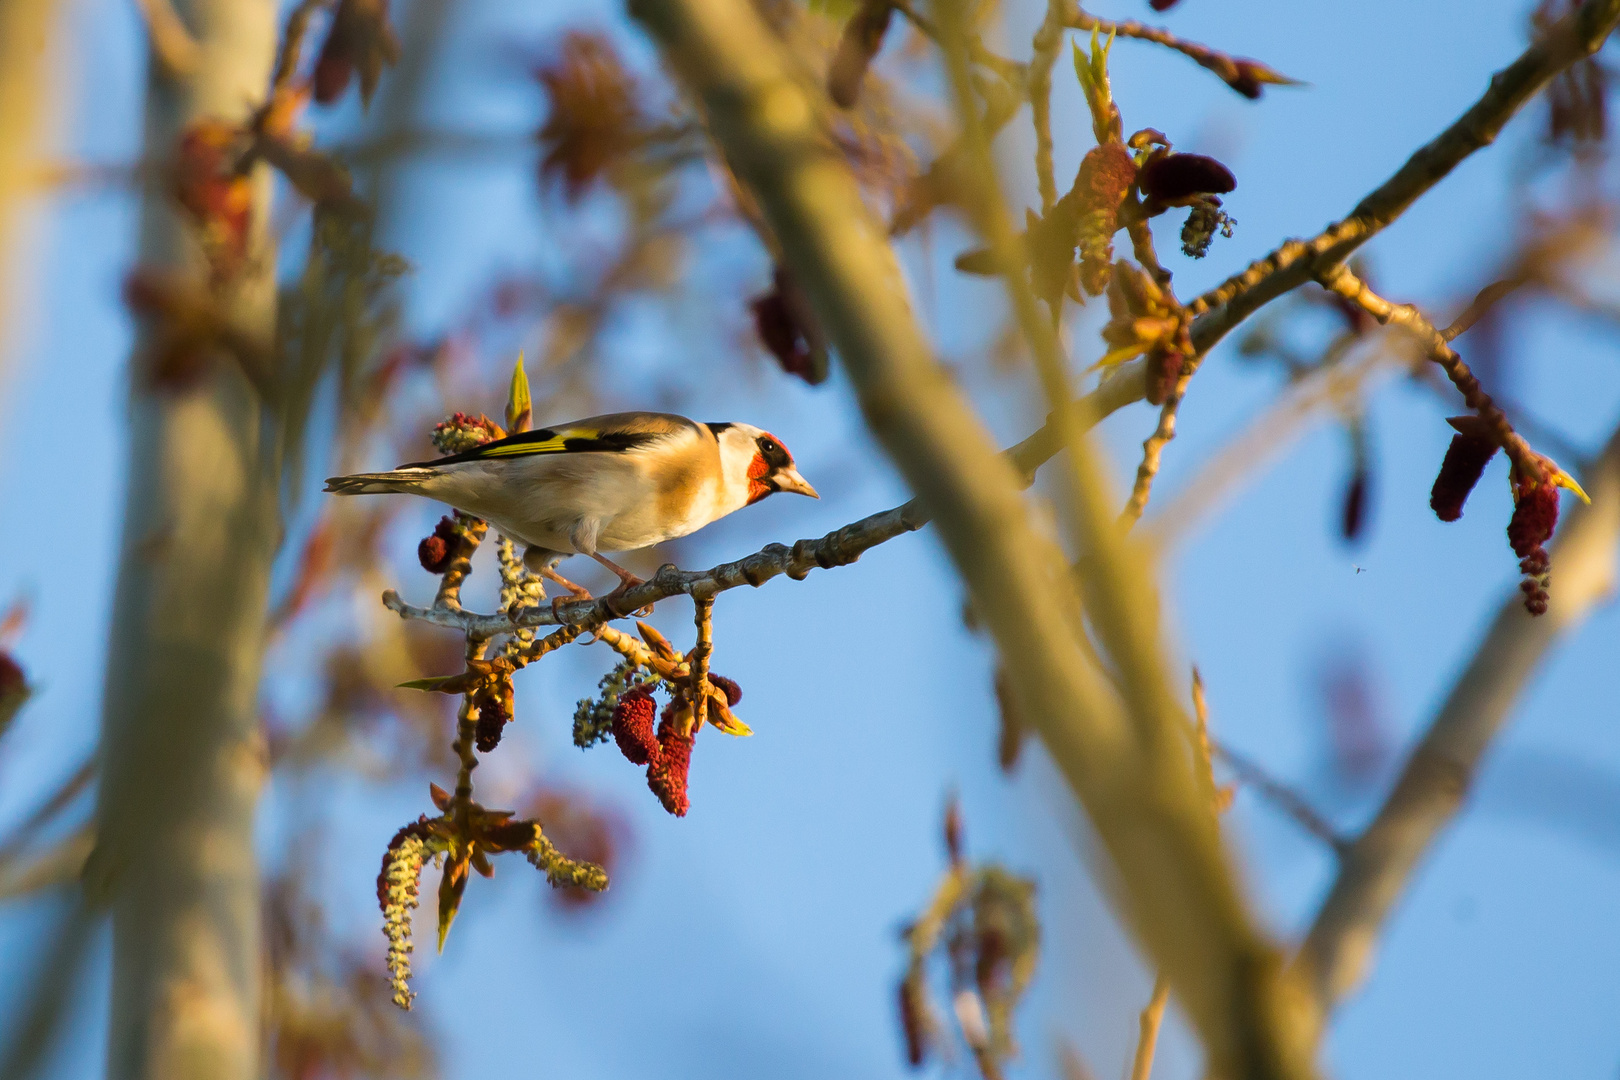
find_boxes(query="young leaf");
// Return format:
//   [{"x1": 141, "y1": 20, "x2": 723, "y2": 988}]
[{"x1": 505, "y1": 352, "x2": 532, "y2": 434}]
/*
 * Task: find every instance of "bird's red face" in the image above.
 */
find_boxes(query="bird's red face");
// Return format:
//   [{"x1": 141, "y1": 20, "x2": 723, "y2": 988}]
[{"x1": 745, "y1": 431, "x2": 819, "y2": 505}]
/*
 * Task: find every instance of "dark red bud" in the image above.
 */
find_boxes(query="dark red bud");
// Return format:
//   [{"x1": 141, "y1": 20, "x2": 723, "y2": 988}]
[
  {"x1": 952, "y1": 249, "x2": 998, "y2": 276},
  {"x1": 1149, "y1": 0, "x2": 1181, "y2": 8},
  {"x1": 417, "y1": 535, "x2": 449, "y2": 574},
  {"x1": 827, "y1": 0, "x2": 893, "y2": 109},
  {"x1": 1145, "y1": 348, "x2": 1184, "y2": 406},
  {"x1": 313, "y1": 49, "x2": 353, "y2": 104},
  {"x1": 750, "y1": 280, "x2": 821, "y2": 383},
  {"x1": 1341, "y1": 467, "x2": 1369, "y2": 544},
  {"x1": 1138, "y1": 153, "x2": 1236, "y2": 203},
  {"x1": 1230, "y1": 61, "x2": 1266, "y2": 99},
  {"x1": 898, "y1": 978, "x2": 928, "y2": 1066},
  {"x1": 0, "y1": 652, "x2": 23, "y2": 697},
  {"x1": 708, "y1": 674, "x2": 742, "y2": 706},
  {"x1": 1429, "y1": 435, "x2": 1497, "y2": 522},
  {"x1": 472, "y1": 676, "x2": 515, "y2": 752},
  {"x1": 474, "y1": 708, "x2": 505, "y2": 752},
  {"x1": 417, "y1": 516, "x2": 460, "y2": 574}
]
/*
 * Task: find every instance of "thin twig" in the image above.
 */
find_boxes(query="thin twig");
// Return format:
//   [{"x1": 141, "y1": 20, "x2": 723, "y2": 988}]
[
  {"x1": 1213, "y1": 743, "x2": 1348, "y2": 855},
  {"x1": 1061, "y1": 1, "x2": 1299, "y2": 99},
  {"x1": 450, "y1": 638, "x2": 490, "y2": 821},
  {"x1": 1442, "y1": 277, "x2": 1526, "y2": 340},
  {"x1": 434, "y1": 515, "x2": 486, "y2": 612},
  {"x1": 1129, "y1": 974, "x2": 1172, "y2": 1080},
  {"x1": 270, "y1": 0, "x2": 333, "y2": 92},
  {"x1": 1029, "y1": 0, "x2": 1066, "y2": 213},
  {"x1": 0, "y1": 826, "x2": 95, "y2": 902},
  {"x1": 133, "y1": 0, "x2": 200, "y2": 80},
  {"x1": 0, "y1": 757, "x2": 94, "y2": 872},
  {"x1": 1121, "y1": 369, "x2": 1189, "y2": 526},
  {"x1": 1119, "y1": 225, "x2": 1187, "y2": 526},
  {"x1": 689, "y1": 597, "x2": 714, "y2": 732},
  {"x1": 1320, "y1": 265, "x2": 1551, "y2": 480}
]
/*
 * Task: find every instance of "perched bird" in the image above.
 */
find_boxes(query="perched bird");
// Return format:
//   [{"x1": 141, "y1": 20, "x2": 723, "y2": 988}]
[{"x1": 325, "y1": 411, "x2": 818, "y2": 608}]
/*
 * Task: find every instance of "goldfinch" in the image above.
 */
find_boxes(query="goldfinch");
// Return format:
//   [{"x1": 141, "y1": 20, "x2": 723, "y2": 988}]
[{"x1": 325, "y1": 411, "x2": 818, "y2": 605}]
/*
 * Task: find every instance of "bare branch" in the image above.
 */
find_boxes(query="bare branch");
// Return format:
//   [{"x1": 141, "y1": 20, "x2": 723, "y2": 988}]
[
  {"x1": 1296, "y1": 420, "x2": 1620, "y2": 1013},
  {"x1": 1029, "y1": 0, "x2": 1066, "y2": 213},
  {"x1": 624, "y1": 1, "x2": 1314, "y2": 1076}
]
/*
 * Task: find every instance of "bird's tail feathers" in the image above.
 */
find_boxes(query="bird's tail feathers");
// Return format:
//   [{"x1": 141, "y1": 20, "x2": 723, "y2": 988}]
[{"x1": 324, "y1": 468, "x2": 438, "y2": 496}]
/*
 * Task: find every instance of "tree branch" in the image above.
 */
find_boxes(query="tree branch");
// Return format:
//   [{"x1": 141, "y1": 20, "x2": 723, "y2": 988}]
[
  {"x1": 1295, "y1": 419, "x2": 1620, "y2": 1014},
  {"x1": 1186, "y1": 0, "x2": 1620, "y2": 357},
  {"x1": 624, "y1": 1, "x2": 1314, "y2": 1076},
  {"x1": 92, "y1": 0, "x2": 282, "y2": 1076}
]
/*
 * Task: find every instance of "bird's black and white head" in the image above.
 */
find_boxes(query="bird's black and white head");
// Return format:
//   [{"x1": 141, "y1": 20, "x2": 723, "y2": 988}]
[{"x1": 708, "y1": 422, "x2": 818, "y2": 507}]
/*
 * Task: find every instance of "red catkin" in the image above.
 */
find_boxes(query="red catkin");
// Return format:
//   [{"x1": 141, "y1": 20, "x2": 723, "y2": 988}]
[
  {"x1": 472, "y1": 675, "x2": 515, "y2": 753},
  {"x1": 611, "y1": 686, "x2": 660, "y2": 766},
  {"x1": 1074, "y1": 143, "x2": 1138, "y2": 296},
  {"x1": 647, "y1": 717, "x2": 693, "y2": 817},
  {"x1": 1508, "y1": 481, "x2": 1559, "y2": 617},
  {"x1": 1507, "y1": 483, "x2": 1559, "y2": 559},
  {"x1": 1076, "y1": 142, "x2": 1137, "y2": 210},
  {"x1": 1429, "y1": 435, "x2": 1497, "y2": 522}
]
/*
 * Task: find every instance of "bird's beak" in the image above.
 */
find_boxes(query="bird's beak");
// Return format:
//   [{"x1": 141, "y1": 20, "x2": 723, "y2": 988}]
[{"x1": 775, "y1": 468, "x2": 819, "y2": 499}]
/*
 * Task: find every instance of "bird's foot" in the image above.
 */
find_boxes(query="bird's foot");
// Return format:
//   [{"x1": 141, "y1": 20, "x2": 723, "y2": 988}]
[
  {"x1": 601, "y1": 573, "x2": 652, "y2": 618},
  {"x1": 539, "y1": 567, "x2": 594, "y2": 621}
]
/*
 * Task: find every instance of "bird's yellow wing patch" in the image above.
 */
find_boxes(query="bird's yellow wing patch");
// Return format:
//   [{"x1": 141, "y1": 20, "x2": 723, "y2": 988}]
[
  {"x1": 416, "y1": 426, "x2": 664, "y2": 467},
  {"x1": 475, "y1": 427, "x2": 597, "y2": 457}
]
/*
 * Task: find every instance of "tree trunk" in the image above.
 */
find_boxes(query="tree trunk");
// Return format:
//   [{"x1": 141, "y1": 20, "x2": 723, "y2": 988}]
[{"x1": 92, "y1": 1, "x2": 279, "y2": 1077}]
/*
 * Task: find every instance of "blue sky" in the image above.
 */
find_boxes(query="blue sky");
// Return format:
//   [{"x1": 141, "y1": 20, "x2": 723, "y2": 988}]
[{"x1": 1, "y1": 0, "x2": 1618, "y2": 1078}]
